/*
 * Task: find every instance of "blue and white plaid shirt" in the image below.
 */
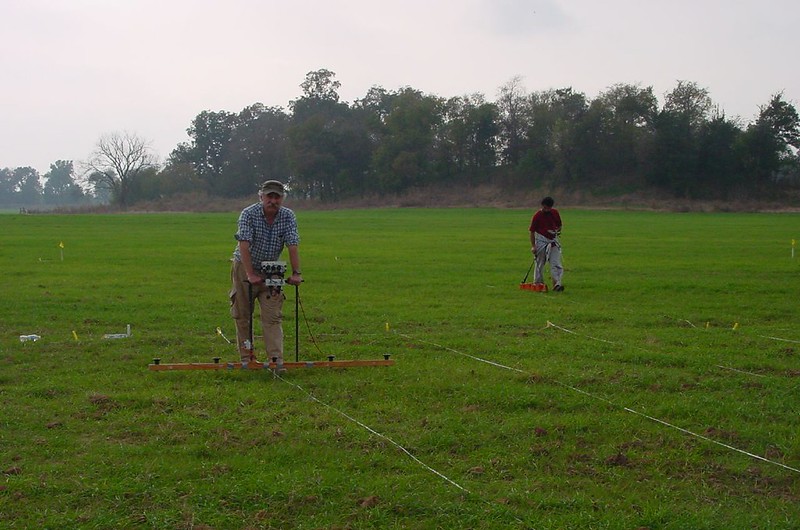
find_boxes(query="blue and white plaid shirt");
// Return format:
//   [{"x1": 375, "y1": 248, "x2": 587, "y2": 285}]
[{"x1": 233, "y1": 204, "x2": 300, "y2": 269}]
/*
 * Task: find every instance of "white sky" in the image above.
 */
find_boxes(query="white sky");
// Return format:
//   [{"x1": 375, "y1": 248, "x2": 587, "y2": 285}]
[{"x1": 1, "y1": 0, "x2": 798, "y2": 175}]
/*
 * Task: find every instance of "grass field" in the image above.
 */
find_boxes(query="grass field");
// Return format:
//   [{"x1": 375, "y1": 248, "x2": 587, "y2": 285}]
[{"x1": 1, "y1": 207, "x2": 799, "y2": 529}]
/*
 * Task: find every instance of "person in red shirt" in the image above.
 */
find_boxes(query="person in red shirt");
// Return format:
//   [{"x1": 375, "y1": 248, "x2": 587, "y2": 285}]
[{"x1": 529, "y1": 196, "x2": 564, "y2": 291}]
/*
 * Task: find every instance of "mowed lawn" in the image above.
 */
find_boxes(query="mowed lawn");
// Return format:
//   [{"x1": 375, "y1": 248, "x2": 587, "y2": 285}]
[{"x1": 1, "y1": 207, "x2": 799, "y2": 529}]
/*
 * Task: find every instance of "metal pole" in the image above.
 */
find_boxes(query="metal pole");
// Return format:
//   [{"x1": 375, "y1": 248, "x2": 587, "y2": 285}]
[
  {"x1": 522, "y1": 256, "x2": 535, "y2": 283},
  {"x1": 247, "y1": 281, "x2": 254, "y2": 357},
  {"x1": 295, "y1": 284, "x2": 299, "y2": 362}
]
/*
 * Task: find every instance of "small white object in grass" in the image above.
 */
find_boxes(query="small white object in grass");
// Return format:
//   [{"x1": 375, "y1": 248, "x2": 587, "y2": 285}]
[{"x1": 103, "y1": 324, "x2": 132, "y2": 339}]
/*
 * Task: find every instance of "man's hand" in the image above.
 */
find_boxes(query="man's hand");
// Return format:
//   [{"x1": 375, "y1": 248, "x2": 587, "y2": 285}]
[
  {"x1": 531, "y1": 246, "x2": 536, "y2": 256},
  {"x1": 286, "y1": 272, "x2": 303, "y2": 286},
  {"x1": 246, "y1": 272, "x2": 264, "y2": 285}
]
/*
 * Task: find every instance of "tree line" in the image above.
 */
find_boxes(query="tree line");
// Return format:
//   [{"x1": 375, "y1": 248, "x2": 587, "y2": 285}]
[{"x1": 2, "y1": 69, "x2": 799, "y2": 208}]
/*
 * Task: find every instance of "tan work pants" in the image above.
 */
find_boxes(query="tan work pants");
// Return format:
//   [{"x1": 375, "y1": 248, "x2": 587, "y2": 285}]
[{"x1": 229, "y1": 259, "x2": 285, "y2": 362}]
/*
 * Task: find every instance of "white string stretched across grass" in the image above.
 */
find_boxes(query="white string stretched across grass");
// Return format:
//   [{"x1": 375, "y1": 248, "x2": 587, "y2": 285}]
[
  {"x1": 545, "y1": 320, "x2": 617, "y2": 345},
  {"x1": 274, "y1": 373, "x2": 471, "y2": 494},
  {"x1": 552, "y1": 318, "x2": 783, "y2": 379},
  {"x1": 396, "y1": 331, "x2": 800, "y2": 475},
  {"x1": 716, "y1": 365, "x2": 767, "y2": 378},
  {"x1": 663, "y1": 315, "x2": 800, "y2": 345},
  {"x1": 275, "y1": 372, "x2": 531, "y2": 527},
  {"x1": 757, "y1": 334, "x2": 800, "y2": 344},
  {"x1": 661, "y1": 315, "x2": 800, "y2": 375},
  {"x1": 545, "y1": 320, "x2": 656, "y2": 354}
]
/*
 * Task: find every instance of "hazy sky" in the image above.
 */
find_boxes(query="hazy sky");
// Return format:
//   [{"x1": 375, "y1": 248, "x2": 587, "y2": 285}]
[{"x1": 2, "y1": 0, "x2": 798, "y2": 175}]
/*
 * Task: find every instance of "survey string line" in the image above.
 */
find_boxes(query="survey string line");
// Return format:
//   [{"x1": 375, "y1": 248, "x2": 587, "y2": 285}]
[
  {"x1": 264, "y1": 325, "x2": 468, "y2": 492},
  {"x1": 660, "y1": 315, "x2": 800, "y2": 375},
  {"x1": 716, "y1": 365, "x2": 767, "y2": 378},
  {"x1": 548, "y1": 319, "x2": 786, "y2": 379},
  {"x1": 217, "y1": 315, "x2": 474, "y2": 500},
  {"x1": 526, "y1": 285, "x2": 798, "y2": 349},
  {"x1": 275, "y1": 373, "x2": 470, "y2": 493},
  {"x1": 619, "y1": 406, "x2": 800, "y2": 473},
  {"x1": 544, "y1": 320, "x2": 655, "y2": 354},
  {"x1": 274, "y1": 372, "x2": 533, "y2": 527},
  {"x1": 551, "y1": 378, "x2": 800, "y2": 473},
  {"x1": 545, "y1": 320, "x2": 617, "y2": 345},
  {"x1": 541, "y1": 320, "x2": 799, "y2": 465},
  {"x1": 757, "y1": 335, "x2": 800, "y2": 344},
  {"x1": 396, "y1": 333, "x2": 527, "y2": 374},
  {"x1": 396, "y1": 331, "x2": 800, "y2": 475},
  {"x1": 248, "y1": 315, "x2": 526, "y2": 521},
  {"x1": 527, "y1": 289, "x2": 799, "y2": 350},
  {"x1": 662, "y1": 315, "x2": 800, "y2": 345}
]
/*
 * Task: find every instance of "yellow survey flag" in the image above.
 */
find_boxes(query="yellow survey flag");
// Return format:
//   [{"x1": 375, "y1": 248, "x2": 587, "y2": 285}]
[{"x1": 59, "y1": 241, "x2": 64, "y2": 248}]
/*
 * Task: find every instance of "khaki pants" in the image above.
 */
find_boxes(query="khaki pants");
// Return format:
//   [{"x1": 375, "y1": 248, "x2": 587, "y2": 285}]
[{"x1": 229, "y1": 259, "x2": 285, "y2": 362}]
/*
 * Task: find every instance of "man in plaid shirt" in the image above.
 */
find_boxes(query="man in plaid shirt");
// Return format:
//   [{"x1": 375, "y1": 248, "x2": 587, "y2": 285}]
[{"x1": 230, "y1": 180, "x2": 302, "y2": 363}]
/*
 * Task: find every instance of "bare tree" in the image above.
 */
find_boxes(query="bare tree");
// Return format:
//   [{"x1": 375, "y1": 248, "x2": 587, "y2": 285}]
[{"x1": 83, "y1": 131, "x2": 157, "y2": 205}]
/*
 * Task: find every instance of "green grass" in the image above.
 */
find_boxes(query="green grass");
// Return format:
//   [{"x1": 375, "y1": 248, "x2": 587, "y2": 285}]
[{"x1": 1, "y1": 208, "x2": 799, "y2": 529}]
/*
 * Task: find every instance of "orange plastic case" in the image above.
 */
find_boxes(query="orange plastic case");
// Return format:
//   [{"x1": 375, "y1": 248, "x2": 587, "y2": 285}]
[{"x1": 519, "y1": 283, "x2": 548, "y2": 292}]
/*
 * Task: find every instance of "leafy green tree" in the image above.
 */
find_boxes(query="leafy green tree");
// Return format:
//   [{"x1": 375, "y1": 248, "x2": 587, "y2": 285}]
[
  {"x1": 436, "y1": 94, "x2": 499, "y2": 184},
  {"x1": 468, "y1": 100, "x2": 501, "y2": 175},
  {"x1": 496, "y1": 76, "x2": 529, "y2": 167},
  {"x1": 0, "y1": 167, "x2": 41, "y2": 205},
  {"x1": 289, "y1": 70, "x2": 372, "y2": 200},
  {"x1": 154, "y1": 162, "x2": 205, "y2": 197},
  {"x1": 696, "y1": 116, "x2": 743, "y2": 196},
  {"x1": 0, "y1": 167, "x2": 17, "y2": 203},
  {"x1": 299, "y1": 68, "x2": 341, "y2": 103},
  {"x1": 738, "y1": 92, "x2": 800, "y2": 188},
  {"x1": 354, "y1": 85, "x2": 394, "y2": 125},
  {"x1": 517, "y1": 87, "x2": 588, "y2": 187},
  {"x1": 649, "y1": 110, "x2": 697, "y2": 195},
  {"x1": 759, "y1": 93, "x2": 800, "y2": 149},
  {"x1": 548, "y1": 88, "x2": 589, "y2": 186},
  {"x1": 222, "y1": 104, "x2": 291, "y2": 197},
  {"x1": 663, "y1": 80, "x2": 713, "y2": 131},
  {"x1": 369, "y1": 88, "x2": 443, "y2": 193},
  {"x1": 43, "y1": 160, "x2": 85, "y2": 205},
  {"x1": 14, "y1": 167, "x2": 43, "y2": 205},
  {"x1": 171, "y1": 105, "x2": 291, "y2": 198},
  {"x1": 173, "y1": 110, "x2": 237, "y2": 195},
  {"x1": 649, "y1": 81, "x2": 714, "y2": 197},
  {"x1": 568, "y1": 99, "x2": 610, "y2": 185},
  {"x1": 352, "y1": 85, "x2": 395, "y2": 193},
  {"x1": 594, "y1": 84, "x2": 658, "y2": 182},
  {"x1": 125, "y1": 166, "x2": 161, "y2": 202}
]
